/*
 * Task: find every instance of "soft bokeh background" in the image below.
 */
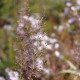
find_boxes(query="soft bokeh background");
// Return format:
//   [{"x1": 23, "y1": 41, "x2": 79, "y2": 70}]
[{"x1": 0, "y1": 0, "x2": 80, "y2": 80}]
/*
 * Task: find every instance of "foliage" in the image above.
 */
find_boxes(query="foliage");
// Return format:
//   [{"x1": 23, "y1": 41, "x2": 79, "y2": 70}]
[{"x1": 0, "y1": 0, "x2": 80, "y2": 80}]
